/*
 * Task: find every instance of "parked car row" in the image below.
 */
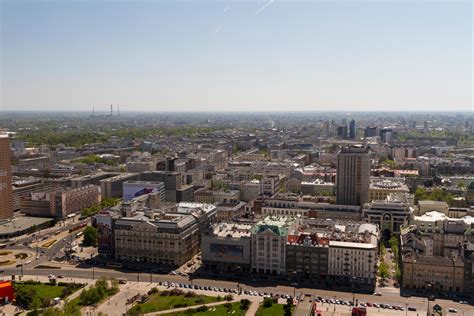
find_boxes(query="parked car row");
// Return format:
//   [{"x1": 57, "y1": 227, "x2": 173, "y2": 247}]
[
  {"x1": 159, "y1": 281, "x2": 239, "y2": 294},
  {"x1": 313, "y1": 297, "x2": 415, "y2": 312}
]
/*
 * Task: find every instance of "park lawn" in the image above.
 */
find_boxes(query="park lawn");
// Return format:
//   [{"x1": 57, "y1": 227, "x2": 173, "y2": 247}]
[
  {"x1": 255, "y1": 304, "x2": 294, "y2": 316},
  {"x1": 128, "y1": 294, "x2": 220, "y2": 314},
  {"x1": 14, "y1": 283, "x2": 65, "y2": 299},
  {"x1": 160, "y1": 302, "x2": 245, "y2": 316}
]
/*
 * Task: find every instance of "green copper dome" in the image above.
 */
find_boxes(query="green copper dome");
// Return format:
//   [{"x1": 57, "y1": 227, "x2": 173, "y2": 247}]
[{"x1": 469, "y1": 180, "x2": 474, "y2": 190}]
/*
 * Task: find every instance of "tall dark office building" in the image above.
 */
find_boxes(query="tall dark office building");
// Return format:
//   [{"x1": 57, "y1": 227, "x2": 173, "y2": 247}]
[
  {"x1": 364, "y1": 126, "x2": 378, "y2": 138},
  {"x1": 0, "y1": 134, "x2": 13, "y2": 219},
  {"x1": 336, "y1": 145, "x2": 370, "y2": 206},
  {"x1": 349, "y1": 119, "x2": 356, "y2": 139}
]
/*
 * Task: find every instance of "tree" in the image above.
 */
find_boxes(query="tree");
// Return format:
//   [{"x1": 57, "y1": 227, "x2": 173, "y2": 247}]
[
  {"x1": 14, "y1": 286, "x2": 36, "y2": 308},
  {"x1": 83, "y1": 226, "x2": 98, "y2": 247},
  {"x1": 378, "y1": 262, "x2": 389, "y2": 279},
  {"x1": 284, "y1": 298, "x2": 293, "y2": 316},
  {"x1": 394, "y1": 268, "x2": 401, "y2": 282},
  {"x1": 380, "y1": 244, "x2": 386, "y2": 256},
  {"x1": 263, "y1": 297, "x2": 274, "y2": 308},
  {"x1": 240, "y1": 299, "x2": 251, "y2": 310}
]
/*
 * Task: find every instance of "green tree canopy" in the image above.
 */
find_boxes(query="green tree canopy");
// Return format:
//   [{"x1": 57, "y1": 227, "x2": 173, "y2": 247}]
[{"x1": 83, "y1": 226, "x2": 98, "y2": 247}]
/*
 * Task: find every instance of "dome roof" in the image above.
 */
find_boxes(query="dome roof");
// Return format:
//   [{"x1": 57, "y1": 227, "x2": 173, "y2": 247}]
[{"x1": 468, "y1": 180, "x2": 474, "y2": 190}]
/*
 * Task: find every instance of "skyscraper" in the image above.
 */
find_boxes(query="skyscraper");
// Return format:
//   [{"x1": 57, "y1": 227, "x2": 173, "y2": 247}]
[
  {"x1": 336, "y1": 145, "x2": 370, "y2": 206},
  {"x1": 349, "y1": 119, "x2": 356, "y2": 139},
  {"x1": 0, "y1": 134, "x2": 13, "y2": 219}
]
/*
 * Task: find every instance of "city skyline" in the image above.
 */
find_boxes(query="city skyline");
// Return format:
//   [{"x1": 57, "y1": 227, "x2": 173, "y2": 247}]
[{"x1": 1, "y1": 0, "x2": 472, "y2": 112}]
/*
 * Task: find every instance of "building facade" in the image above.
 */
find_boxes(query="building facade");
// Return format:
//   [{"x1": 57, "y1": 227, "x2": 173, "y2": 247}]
[
  {"x1": 286, "y1": 233, "x2": 329, "y2": 279},
  {"x1": 327, "y1": 224, "x2": 379, "y2": 285},
  {"x1": 0, "y1": 134, "x2": 13, "y2": 220},
  {"x1": 336, "y1": 146, "x2": 370, "y2": 206},
  {"x1": 251, "y1": 216, "x2": 296, "y2": 275},
  {"x1": 363, "y1": 194, "x2": 414, "y2": 235},
  {"x1": 201, "y1": 222, "x2": 252, "y2": 273}
]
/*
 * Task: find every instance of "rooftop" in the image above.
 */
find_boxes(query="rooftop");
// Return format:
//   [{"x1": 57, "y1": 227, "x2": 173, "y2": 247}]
[{"x1": 211, "y1": 222, "x2": 252, "y2": 238}]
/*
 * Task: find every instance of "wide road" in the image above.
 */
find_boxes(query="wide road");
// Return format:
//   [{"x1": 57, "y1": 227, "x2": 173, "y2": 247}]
[{"x1": 3, "y1": 265, "x2": 473, "y2": 315}]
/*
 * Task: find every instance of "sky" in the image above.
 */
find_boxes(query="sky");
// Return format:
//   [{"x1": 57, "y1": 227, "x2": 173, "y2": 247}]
[{"x1": 1, "y1": 0, "x2": 472, "y2": 112}]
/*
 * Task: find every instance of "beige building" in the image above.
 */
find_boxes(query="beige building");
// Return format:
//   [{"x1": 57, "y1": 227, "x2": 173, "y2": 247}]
[
  {"x1": 336, "y1": 145, "x2": 370, "y2": 206},
  {"x1": 328, "y1": 223, "x2": 379, "y2": 285},
  {"x1": 194, "y1": 189, "x2": 240, "y2": 204},
  {"x1": 363, "y1": 193, "x2": 414, "y2": 234},
  {"x1": 21, "y1": 185, "x2": 101, "y2": 218},
  {"x1": 369, "y1": 179, "x2": 409, "y2": 202},
  {"x1": 0, "y1": 134, "x2": 13, "y2": 220},
  {"x1": 251, "y1": 216, "x2": 296, "y2": 275},
  {"x1": 113, "y1": 212, "x2": 200, "y2": 266},
  {"x1": 417, "y1": 200, "x2": 449, "y2": 216},
  {"x1": 402, "y1": 253, "x2": 464, "y2": 292}
]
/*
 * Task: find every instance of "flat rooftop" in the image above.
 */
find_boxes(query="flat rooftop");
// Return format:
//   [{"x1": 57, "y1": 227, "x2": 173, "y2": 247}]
[
  {"x1": 212, "y1": 222, "x2": 252, "y2": 238},
  {"x1": 0, "y1": 216, "x2": 52, "y2": 236}
]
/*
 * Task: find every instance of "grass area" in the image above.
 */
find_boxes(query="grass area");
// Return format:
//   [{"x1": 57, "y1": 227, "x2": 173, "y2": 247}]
[
  {"x1": 159, "y1": 302, "x2": 246, "y2": 316},
  {"x1": 41, "y1": 239, "x2": 57, "y2": 248},
  {"x1": 255, "y1": 304, "x2": 294, "y2": 316},
  {"x1": 14, "y1": 283, "x2": 65, "y2": 299},
  {"x1": 0, "y1": 250, "x2": 12, "y2": 255},
  {"x1": 35, "y1": 265, "x2": 61, "y2": 269},
  {"x1": 128, "y1": 293, "x2": 220, "y2": 315}
]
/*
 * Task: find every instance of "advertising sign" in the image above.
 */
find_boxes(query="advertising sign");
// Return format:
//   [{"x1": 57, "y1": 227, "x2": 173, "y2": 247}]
[
  {"x1": 210, "y1": 244, "x2": 243, "y2": 260},
  {"x1": 31, "y1": 192, "x2": 50, "y2": 201},
  {"x1": 96, "y1": 215, "x2": 113, "y2": 254},
  {"x1": 123, "y1": 183, "x2": 161, "y2": 201}
]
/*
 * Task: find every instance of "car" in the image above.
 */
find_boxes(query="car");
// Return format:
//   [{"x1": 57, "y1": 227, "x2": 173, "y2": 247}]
[
  {"x1": 428, "y1": 295, "x2": 436, "y2": 301},
  {"x1": 373, "y1": 303, "x2": 379, "y2": 308},
  {"x1": 448, "y1": 308, "x2": 458, "y2": 313},
  {"x1": 459, "y1": 301, "x2": 468, "y2": 304},
  {"x1": 373, "y1": 292, "x2": 382, "y2": 296},
  {"x1": 57, "y1": 275, "x2": 64, "y2": 278}
]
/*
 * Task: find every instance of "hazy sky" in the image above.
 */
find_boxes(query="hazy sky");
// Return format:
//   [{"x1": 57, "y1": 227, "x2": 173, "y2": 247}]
[{"x1": 1, "y1": 0, "x2": 472, "y2": 112}]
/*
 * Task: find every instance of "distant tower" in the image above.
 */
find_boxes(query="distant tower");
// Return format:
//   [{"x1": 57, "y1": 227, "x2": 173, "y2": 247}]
[
  {"x1": 92, "y1": 106, "x2": 95, "y2": 117},
  {"x1": 117, "y1": 104, "x2": 120, "y2": 116},
  {"x1": 110, "y1": 104, "x2": 113, "y2": 116},
  {"x1": 349, "y1": 119, "x2": 356, "y2": 139},
  {"x1": 336, "y1": 145, "x2": 370, "y2": 206}
]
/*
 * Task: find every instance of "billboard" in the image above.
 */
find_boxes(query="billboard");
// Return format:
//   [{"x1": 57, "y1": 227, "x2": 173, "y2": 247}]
[
  {"x1": 210, "y1": 244, "x2": 243, "y2": 260},
  {"x1": 96, "y1": 215, "x2": 113, "y2": 254},
  {"x1": 123, "y1": 182, "x2": 162, "y2": 201},
  {"x1": 31, "y1": 192, "x2": 50, "y2": 201}
]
